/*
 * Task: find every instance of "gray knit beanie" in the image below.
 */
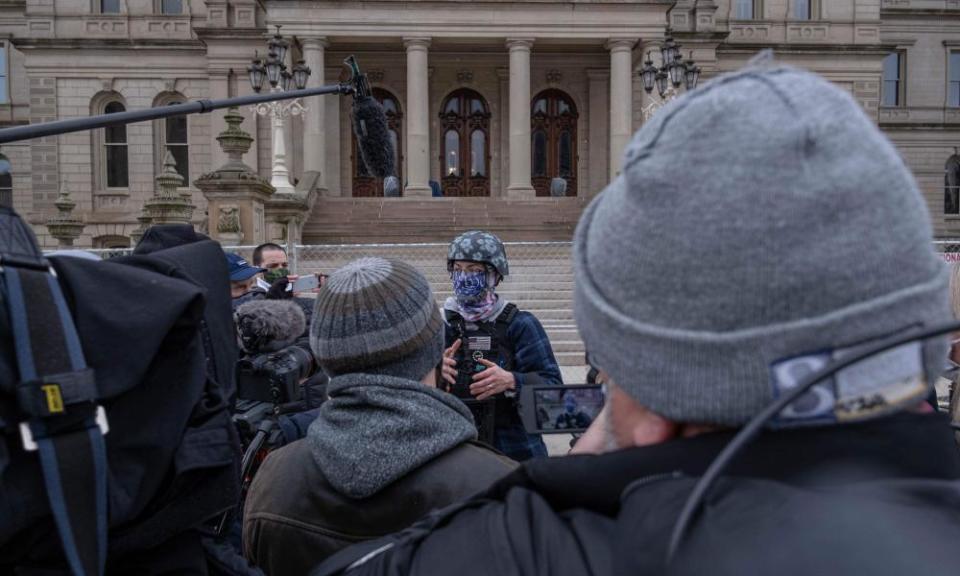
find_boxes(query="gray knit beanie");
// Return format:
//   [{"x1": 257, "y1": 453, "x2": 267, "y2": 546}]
[
  {"x1": 574, "y1": 58, "x2": 950, "y2": 426},
  {"x1": 310, "y1": 257, "x2": 444, "y2": 381}
]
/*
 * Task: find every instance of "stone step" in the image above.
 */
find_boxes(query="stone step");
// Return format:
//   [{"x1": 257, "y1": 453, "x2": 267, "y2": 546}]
[
  {"x1": 303, "y1": 198, "x2": 587, "y2": 244},
  {"x1": 435, "y1": 291, "x2": 573, "y2": 301},
  {"x1": 518, "y1": 308, "x2": 574, "y2": 321},
  {"x1": 548, "y1": 340, "x2": 586, "y2": 353},
  {"x1": 555, "y1": 351, "x2": 586, "y2": 366}
]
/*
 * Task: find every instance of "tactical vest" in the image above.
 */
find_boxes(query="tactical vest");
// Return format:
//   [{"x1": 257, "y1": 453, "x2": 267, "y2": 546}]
[{"x1": 443, "y1": 304, "x2": 520, "y2": 445}]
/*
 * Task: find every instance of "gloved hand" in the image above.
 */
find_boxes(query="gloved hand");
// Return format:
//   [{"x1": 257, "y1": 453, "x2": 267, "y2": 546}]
[{"x1": 265, "y1": 277, "x2": 292, "y2": 300}]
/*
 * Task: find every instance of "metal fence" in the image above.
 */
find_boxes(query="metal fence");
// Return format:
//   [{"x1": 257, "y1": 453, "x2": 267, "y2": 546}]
[{"x1": 60, "y1": 242, "x2": 574, "y2": 285}]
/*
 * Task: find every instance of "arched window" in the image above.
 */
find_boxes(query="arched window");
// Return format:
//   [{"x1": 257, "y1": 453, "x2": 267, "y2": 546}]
[
  {"x1": 352, "y1": 88, "x2": 403, "y2": 197},
  {"x1": 154, "y1": 93, "x2": 189, "y2": 185},
  {"x1": 439, "y1": 89, "x2": 490, "y2": 197},
  {"x1": 531, "y1": 89, "x2": 578, "y2": 197},
  {"x1": 0, "y1": 154, "x2": 11, "y2": 208},
  {"x1": 103, "y1": 100, "x2": 129, "y2": 189},
  {"x1": 945, "y1": 155, "x2": 960, "y2": 215}
]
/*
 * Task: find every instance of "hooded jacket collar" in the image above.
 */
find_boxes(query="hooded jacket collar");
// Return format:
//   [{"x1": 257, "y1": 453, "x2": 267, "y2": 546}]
[{"x1": 307, "y1": 372, "x2": 477, "y2": 499}]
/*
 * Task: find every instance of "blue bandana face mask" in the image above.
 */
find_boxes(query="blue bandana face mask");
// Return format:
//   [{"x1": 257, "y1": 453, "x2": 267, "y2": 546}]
[
  {"x1": 452, "y1": 270, "x2": 489, "y2": 302},
  {"x1": 452, "y1": 269, "x2": 500, "y2": 321}
]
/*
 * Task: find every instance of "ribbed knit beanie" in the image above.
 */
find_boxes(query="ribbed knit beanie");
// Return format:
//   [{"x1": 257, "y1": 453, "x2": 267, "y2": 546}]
[
  {"x1": 574, "y1": 56, "x2": 950, "y2": 426},
  {"x1": 310, "y1": 257, "x2": 444, "y2": 381}
]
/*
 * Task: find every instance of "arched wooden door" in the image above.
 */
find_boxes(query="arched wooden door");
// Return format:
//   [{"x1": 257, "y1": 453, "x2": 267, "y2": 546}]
[
  {"x1": 439, "y1": 89, "x2": 490, "y2": 197},
  {"x1": 531, "y1": 89, "x2": 578, "y2": 197},
  {"x1": 353, "y1": 88, "x2": 403, "y2": 197}
]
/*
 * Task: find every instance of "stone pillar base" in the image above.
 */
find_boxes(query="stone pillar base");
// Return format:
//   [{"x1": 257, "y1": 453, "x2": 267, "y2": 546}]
[
  {"x1": 506, "y1": 185, "x2": 536, "y2": 199},
  {"x1": 404, "y1": 185, "x2": 432, "y2": 198}
]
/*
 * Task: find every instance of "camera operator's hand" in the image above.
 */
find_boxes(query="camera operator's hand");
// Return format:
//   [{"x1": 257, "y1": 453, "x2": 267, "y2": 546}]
[
  {"x1": 266, "y1": 277, "x2": 293, "y2": 300},
  {"x1": 441, "y1": 339, "x2": 460, "y2": 386},
  {"x1": 471, "y1": 358, "x2": 515, "y2": 401}
]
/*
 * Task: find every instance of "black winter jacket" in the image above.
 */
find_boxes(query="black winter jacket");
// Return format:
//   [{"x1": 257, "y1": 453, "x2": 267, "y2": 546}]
[{"x1": 313, "y1": 411, "x2": 960, "y2": 576}]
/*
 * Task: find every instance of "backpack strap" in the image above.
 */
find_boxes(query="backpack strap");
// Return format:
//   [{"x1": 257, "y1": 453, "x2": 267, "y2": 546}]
[{"x1": 3, "y1": 258, "x2": 108, "y2": 576}]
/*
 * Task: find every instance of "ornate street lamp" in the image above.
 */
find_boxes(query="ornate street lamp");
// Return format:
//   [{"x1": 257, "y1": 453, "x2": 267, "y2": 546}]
[
  {"x1": 265, "y1": 53, "x2": 282, "y2": 88},
  {"x1": 292, "y1": 59, "x2": 311, "y2": 90},
  {"x1": 685, "y1": 58, "x2": 701, "y2": 92},
  {"x1": 661, "y1": 37, "x2": 679, "y2": 67},
  {"x1": 268, "y1": 26, "x2": 289, "y2": 67},
  {"x1": 247, "y1": 52, "x2": 266, "y2": 93},
  {"x1": 248, "y1": 26, "x2": 312, "y2": 193},
  {"x1": 640, "y1": 38, "x2": 702, "y2": 120},
  {"x1": 669, "y1": 54, "x2": 686, "y2": 88}
]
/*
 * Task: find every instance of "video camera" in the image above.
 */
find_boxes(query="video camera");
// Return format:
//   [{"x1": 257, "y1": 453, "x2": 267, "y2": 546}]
[{"x1": 233, "y1": 344, "x2": 324, "y2": 444}]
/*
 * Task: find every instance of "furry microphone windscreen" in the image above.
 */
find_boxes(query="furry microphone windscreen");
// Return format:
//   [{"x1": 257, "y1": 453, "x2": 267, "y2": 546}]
[
  {"x1": 234, "y1": 299, "x2": 306, "y2": 354},
  {"x1": 352, "y1": 95, "x2": 396, "y2": 179}
]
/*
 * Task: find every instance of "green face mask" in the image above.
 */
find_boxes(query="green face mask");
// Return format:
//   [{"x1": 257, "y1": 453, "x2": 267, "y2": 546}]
[{"x1": 263, "y1": 267, "x2": 290, "y2": 284}]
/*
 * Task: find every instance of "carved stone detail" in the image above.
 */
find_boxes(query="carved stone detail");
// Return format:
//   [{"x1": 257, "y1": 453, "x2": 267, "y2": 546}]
[
  {"x1": 46, "y1": 182, "x2": 85, "y2": 247},
  {"x1": 217, "y1": 205, "x2": 241, "y2": 234}
]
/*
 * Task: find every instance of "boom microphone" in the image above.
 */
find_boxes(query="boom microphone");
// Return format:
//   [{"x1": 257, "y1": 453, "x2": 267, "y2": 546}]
[
  {"x1": 346, "y1": 56, "x2": 396, "y2": 179},
  {"x1": 234, "y1": 299, "x2": 306, "y2": 355}
]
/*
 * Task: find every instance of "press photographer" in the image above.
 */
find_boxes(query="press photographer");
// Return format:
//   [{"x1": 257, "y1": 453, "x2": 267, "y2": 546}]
[{"x1": 233, "y1": 298, "x2": 327, "y2": 450}]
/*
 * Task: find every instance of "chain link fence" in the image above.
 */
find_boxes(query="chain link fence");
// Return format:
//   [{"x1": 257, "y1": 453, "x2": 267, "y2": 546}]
[{"x1": 65, "y1": 242, "x2": 574, "y2": 283}]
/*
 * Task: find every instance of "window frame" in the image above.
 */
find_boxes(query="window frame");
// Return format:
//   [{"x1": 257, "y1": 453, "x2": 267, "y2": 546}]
[
  {"x1": 733, "y1": 0, "x2": 763, "y2": 20},
  {"x1": 946, "y1": 155, "x2": 960, "y2": 215},
  {"x1": 0, "y1": 154, "x2": 12, "y2": 208},
  {"x1": 156, "y1": 0, "x2": 184, "y2": 15},
  {"x1": 438, "y1": 88, "x2": 491, "y2": 197},
  {"x1": 881, "y1": 51, "x2": 905, "y2": 108},
  {"x1": 530, "y1": 88, "x2": 578, "y2": 197},
  {"x1": 153, "y1": 93, "x2": 190, "y2": 187},
  {"x1": 0, "y1": 41, "x2": 9, "y2": 106},
  {"x1": 91, "y1": 93, "x2": 130, "y2": 193},
  {"x1": 792, "y1": 0, "x2": 818, "y2": 20},
  {"x1": 949, "y1": 51, "x2": 960, "y2": 109},
  {"x1": 97, "y1": 0, "x2": 122, "y2": 14}
]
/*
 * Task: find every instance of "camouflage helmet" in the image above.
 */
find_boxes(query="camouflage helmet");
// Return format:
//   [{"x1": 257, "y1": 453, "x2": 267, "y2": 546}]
[{"x1": 447, "y1": 230, "x2": 509, "y2": 277}]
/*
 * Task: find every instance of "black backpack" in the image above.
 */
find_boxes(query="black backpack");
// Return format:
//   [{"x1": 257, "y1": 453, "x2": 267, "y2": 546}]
[{"x1": 0, "y1": 208, "x2": 241, "y2": 575}]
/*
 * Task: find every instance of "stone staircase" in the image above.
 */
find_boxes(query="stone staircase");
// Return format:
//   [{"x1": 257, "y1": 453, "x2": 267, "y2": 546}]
[
  {"x1": 296, "y1": 242, "x2": 585, "y2": 366},
  {"x1": 302, "y1": 196, "x2": 589, "y2": 244}
]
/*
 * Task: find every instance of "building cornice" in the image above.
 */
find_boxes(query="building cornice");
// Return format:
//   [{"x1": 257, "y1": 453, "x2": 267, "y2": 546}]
[{"x1": 13, "y1": 38, "x2": 206, "y2": 51}]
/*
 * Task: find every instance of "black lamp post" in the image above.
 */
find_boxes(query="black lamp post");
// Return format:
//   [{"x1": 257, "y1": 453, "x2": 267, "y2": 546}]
[
  {"x1": 640, "y1": 36, "x2": 702, "y2": 99},
  {"x1": 248, "y1": 25, "x2": 314, "y2": 192}
]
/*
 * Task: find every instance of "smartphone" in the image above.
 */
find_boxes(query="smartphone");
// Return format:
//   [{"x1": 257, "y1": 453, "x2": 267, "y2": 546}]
[
  {"x1": 519, "y1": 384, "x2": 605, "y2": 434},
  {"x1": 292, "y1": 274, "x2": 320, "y2": 292}
]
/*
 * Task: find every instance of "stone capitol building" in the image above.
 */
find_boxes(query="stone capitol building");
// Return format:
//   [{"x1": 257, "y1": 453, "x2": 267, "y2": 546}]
[{"x1": 0, "y1": 0, "x2": 957, "y2": 248}]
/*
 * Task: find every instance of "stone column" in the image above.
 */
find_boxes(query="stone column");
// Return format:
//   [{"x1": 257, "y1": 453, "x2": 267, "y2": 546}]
[
  {"x1": 301, "y1": 36, "x2": 328, "y2": 194},
  {"x1": 496, "y1": 67, "x2": 509, "y2": 198},
  {"x1": 587, "y1": 68, "x2": 610, "y2": 196},
  {"x1": 607, "y1": 39, "x2": 635, "y2": 179},
  {"x1": 404, "y1": 37, "x2": 432, "y2": 197},
  {"x1": 506, "y1": 38, "x2": 535, "y2": 198}
]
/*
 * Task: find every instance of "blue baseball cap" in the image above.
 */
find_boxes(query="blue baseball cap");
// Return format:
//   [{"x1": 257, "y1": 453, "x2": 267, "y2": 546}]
[{"x1": 226, "y1": 252, "x2": 265, "y2": 282}]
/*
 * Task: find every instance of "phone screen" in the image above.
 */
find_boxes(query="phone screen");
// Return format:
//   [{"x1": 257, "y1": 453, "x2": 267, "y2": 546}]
[
  {"x1": 292, "y1": 274, "x2": 320, "y2": 292},
  {"x1": 520, "y1": 384, "x2": 605, "y2": 434}
]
